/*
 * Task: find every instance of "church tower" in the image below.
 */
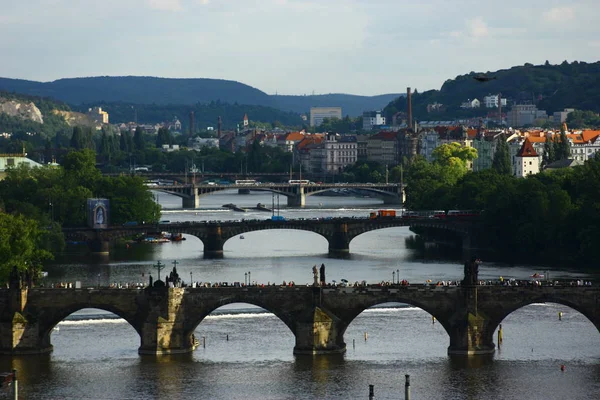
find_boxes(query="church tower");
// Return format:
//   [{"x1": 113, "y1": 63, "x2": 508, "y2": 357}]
[
  {"x1": 243, "y1": 114, "x2": 249, "y2": 128},
  {"x1": 515, "y1": 137, "x2": 539, "y2": 177}
]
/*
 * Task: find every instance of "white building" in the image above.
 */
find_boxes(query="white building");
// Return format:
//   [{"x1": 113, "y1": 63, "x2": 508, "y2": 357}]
[
  {"x1": 310, "y1": 107, "x2": 342, "y2": 127},
  {"x1": 483, "y1": 94, "x2": 507, "y2": 108},
  {"x1": 0, "y1": 153, "x2": 43, "y2": 179},
  {"x1": 514, "y1": 137, "x2": 540, "y2": 177},
  {"x1": 362, "y1": 111, "x2": 386, "y2": 130},
  {"x1": 460, "y1": 99, "x2": 480, "y2": 109}
]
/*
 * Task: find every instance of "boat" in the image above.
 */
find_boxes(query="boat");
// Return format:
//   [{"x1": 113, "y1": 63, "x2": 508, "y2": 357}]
[
  {"x1": 253, "y1": 203, "x2": 271, "y2": 212},
  {"x1": 240, "y1": 235, "x2": 245, "y2": 240},
  {"x1": 222, "y1": 203, "x2": 247, "y2": 212}
]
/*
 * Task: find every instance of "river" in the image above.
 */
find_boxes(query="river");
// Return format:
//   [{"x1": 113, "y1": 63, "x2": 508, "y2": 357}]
[{"x1": 1, "y1": 190, "x2": 599, "y2": 399}]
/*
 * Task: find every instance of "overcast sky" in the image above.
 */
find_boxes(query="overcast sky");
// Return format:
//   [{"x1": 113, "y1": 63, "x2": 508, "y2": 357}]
[{"x1": 1, "y1": 0, "x2": 599, "y2": 95}]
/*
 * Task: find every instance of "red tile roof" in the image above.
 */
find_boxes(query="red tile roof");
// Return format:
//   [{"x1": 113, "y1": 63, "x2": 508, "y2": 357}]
[{"x1": 516, "y1": 138, "x2": 538, "y2": 157}]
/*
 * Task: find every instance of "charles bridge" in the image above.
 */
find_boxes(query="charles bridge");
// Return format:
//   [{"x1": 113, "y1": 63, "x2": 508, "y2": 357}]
[
  {"x1": 1, "y1": 284, "x2": 598, "y2": 357},
  {"x1": 151, "y1": 182, "x2": 403, "y2": 208},
  {"x1": 62, "y1": 217, "x2": 478, "y2": 258}
]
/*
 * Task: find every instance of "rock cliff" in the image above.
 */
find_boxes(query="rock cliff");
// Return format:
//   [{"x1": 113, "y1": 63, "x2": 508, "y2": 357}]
[{"x1": 0, "y1": 98, "x2": 44, "y2": 123}]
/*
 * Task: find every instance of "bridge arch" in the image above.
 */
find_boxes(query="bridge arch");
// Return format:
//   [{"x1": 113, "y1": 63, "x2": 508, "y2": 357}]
[
  {"x1": 484, "y1": 296, "x2": 600, "y2": 340},
  {"x1": 183, "y1": 294, "x2": 299, "y2": 341},
  {"x1": 333, "y1": 297, "x2": 453, "y2": 340},
  {"x1": 33, "y1": 303, "x2": 142, "y2": 354}
]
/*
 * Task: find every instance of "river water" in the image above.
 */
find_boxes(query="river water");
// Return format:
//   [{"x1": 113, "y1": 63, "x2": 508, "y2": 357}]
[{"x1": 1, "y1": 190, "x2": 599, "y2": 399}]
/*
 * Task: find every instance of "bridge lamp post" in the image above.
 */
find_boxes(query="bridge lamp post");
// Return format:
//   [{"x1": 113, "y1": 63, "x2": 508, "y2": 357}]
[
  {"x1": 245, "y1": 272, "x2": 248, "y2": 286},
  {"x1": 392, "y1": 271, "x2": 395, "y2": 284},
  {"x1": 396, "y1": 269, "x2": 399, "y2": 284},
  {"x1": 248, "y1": 271, "x2": 251, "y2": 285},
  {"x1": 190, "y1": 271, "x2": 193, "y2": 286}
]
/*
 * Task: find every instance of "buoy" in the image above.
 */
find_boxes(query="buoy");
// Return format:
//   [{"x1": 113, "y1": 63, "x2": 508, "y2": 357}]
[{"x1": 560, "y1": 364, "x2": 566, "y2": 372}]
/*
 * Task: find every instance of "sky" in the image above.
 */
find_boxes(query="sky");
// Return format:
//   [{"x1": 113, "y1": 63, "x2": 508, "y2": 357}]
[{"x1": 1, "y1": 0, "x2": 599, "y2": 96}]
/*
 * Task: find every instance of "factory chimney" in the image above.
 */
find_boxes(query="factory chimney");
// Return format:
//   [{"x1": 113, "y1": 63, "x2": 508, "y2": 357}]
[
  {"x1": 217, "y1": 116, "x2": 222, "y2": 138},
  {"x1": 189, "y1": 111, "x2": 195, "y2": 137},
  {"x1": 407, "y1": 87, "x2": 413, "y2": 131}
]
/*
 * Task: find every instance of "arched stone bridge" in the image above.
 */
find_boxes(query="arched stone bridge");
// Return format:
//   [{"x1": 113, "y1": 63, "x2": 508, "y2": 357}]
[
  {"x1": 62, "y1": 217, "x2": 475, "y2": 258},
  {"x1": 1, "y1": 285, "x2": 598, "y2": 357},
  {"x1": 153, "y1": 183, "x2": 403, "y2": 208}
]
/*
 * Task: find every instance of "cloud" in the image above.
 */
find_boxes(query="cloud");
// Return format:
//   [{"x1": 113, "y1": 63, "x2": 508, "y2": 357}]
[
  {"x1": 467, "y1": 16, "x2": 489, "y2": 40},
  {"x1": 197, "y1": 0, "x2": 210, "y2": 5},
  {"x1": 147, "y1": 0, "x2": 183, "y2": 11},
  {"x1": 543, "y1": 6, "x2": 575, "y2": 23}
]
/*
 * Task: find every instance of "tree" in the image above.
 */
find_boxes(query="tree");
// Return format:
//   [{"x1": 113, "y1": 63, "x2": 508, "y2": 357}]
[
  {"x1": 70, "y1": 126, "x2": 84, "y2": 149},
  {"x1": 554, "y1": 125, "x2": 571, "y2": 160},
  {"x1": 120, "y1": 131, "x2": 129, "y2": 152},
  {"x1": 0, "y1": 212, "x2": 53, "y2": 283},
  {"x1": 432, "y1": 142, "x2": 478, "y2": 183},
  {"x1": 156, "y1": 127, "x2": 172, "y2": 148},
  {"x1": 492, "y1": 134, "x2": 511, "y2": 175},
  {"x1": 542, "y1": 134, "x2": 555, "y2": 167},
  {"x1": 134, "y1": 126, "x2": 145, "y2": 151}
]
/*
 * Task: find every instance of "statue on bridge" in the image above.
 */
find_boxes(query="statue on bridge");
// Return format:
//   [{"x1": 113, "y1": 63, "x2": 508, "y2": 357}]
[
  {"x1": 320, "y1": 264, "x2": 326, "y2": 286},
  {"x1": 312, "y1": 265, "x2": 319, "y2": 286},
  {"x1": 463, "y1": 257, "x2": 481, "y2": 286}
]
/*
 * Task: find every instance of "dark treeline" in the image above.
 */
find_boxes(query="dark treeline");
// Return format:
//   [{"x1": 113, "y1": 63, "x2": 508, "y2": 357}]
[{"x1": 405, "y1": 155, "x2": 600, "y2": 269}]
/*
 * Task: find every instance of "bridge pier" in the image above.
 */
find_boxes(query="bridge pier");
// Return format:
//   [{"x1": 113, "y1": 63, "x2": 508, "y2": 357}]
[
  {"x1": 182, "y1": 194, "x2": 200, "y2": 209},
  {"x1": 327, "y1": 223, "x2": 350, "y2": 256},
  {"x1": 293, "y1": 306, "x2": 346, "y2": 355},
  {"x1": 0, "y1": 288, "x2": 53, "y2": 355},
  {"x1": 138, "y1": 288, "x2": 195, "y2": 355},
  {"x1": 447, "y1": 286, "x2": 496, "y2": 356},
  {"x1": 202, "y1": 225, "x2": 224, "y2": 259},
  {"x1": 90, "y1": 238, "x2": 110, "y2": 256},
  {"x1": 287, "y1": 193, "x2": 305, "y2": 207}
]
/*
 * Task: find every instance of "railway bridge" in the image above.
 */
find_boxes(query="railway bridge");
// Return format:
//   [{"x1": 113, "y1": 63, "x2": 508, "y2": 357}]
[
  {"x1": 62, "y1": 217, "x2": 477, "y2": 258},
  {"x1": 1, "y1": 284, "x2": 598, "y2": 357}
]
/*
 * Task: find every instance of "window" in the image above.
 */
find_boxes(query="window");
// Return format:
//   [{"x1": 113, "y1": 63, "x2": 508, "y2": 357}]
[{"x1": 7, "y1": 158, "x2": 15, "y2": 166}]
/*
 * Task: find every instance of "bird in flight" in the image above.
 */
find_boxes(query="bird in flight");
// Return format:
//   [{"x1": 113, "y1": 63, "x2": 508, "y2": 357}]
[{"x1": 473, "y1": 75, "x2": 497, "y2": 82}]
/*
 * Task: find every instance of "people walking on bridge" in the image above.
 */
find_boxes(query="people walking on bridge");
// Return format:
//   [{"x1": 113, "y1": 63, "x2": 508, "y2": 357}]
[{"x1": 320, "y1": 264, "x2": 326, "y2": 286}]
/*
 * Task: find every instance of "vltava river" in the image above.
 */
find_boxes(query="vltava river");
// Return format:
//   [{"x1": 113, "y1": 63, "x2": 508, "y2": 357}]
[{"x1": 2, "y1": 190, "x2": 598, "y2": 399}]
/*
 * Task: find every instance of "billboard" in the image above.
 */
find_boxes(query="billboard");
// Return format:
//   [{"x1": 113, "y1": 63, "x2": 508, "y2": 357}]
[{"x1": 87, "y1": 198, "x2": 110, "y2": 229}]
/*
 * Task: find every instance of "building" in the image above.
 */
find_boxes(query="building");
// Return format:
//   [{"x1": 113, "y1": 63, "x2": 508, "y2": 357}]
[
  {"x1": 367, "y1": 131, "x2": 398, "y2": 165},
  {"x1": 362, "y1": 111, "x2": 386, "y2": 131},
  {"x1": 552, "y1": 108, "x2": 575, "y2": 124},
  {"x1": 514, "y1": 137, "x2": 539, "y2": 177},
  {"x1": 460, "y1": 99, "x2": 480, "y2": 109},
  {"x1": 0, "y1": 153, "x2": 43, "y2": 180},
  {"x1": 310, "y1": 107, "x2": 342, "y2": 127},
  {"x1": 483, "y1": 94, "x2": 507, "y2": 108},
  {"x1": 508, "y1": 105, "x2": 548, "y2": 127},
  {"x1": 87, "y1": 107, "x2": 109, "y2": 124}
]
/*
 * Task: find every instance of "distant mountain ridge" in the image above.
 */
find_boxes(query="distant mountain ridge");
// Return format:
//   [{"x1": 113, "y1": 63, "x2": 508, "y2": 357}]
[{"x1": 0, "y1": 76, "x2": 401, "y2": 117}]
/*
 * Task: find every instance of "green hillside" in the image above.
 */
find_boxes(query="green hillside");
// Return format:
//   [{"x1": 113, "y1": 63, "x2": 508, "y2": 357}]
[{"x1": 384, "y1": 60, "x2": 600, "y2": 121}]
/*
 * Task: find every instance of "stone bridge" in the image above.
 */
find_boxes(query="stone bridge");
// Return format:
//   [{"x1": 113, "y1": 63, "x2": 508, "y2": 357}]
[
  {"x1": 0, "y1": 285, "x2": 597, "y2": 357},
  {"x1": 62, "y1": 217, "x2": 475, "y2": 257},
  {"x1": 153, "y1": 183, "x2": 403, "y2": 208}
]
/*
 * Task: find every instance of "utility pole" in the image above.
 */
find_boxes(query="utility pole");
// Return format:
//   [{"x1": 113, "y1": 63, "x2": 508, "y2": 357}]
[{"x1": 385, "y1": 164, "x2": 389, "y2": 184}]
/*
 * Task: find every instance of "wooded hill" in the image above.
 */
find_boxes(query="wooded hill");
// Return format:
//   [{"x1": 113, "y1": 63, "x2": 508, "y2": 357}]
[
  {"x1": 0, "y1": 76, "x2": 400, "y2": 117},
  {"x1": 384, "y1": 60, "x2": 600, "y2": 122}
]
